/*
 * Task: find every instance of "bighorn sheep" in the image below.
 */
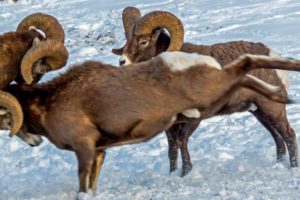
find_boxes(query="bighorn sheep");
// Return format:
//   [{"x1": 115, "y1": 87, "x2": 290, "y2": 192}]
[
  {"x1": 1, "y1": 52, "x2": 300, "y2": 194},
  {"x1": 0, "y1": 12, "x2": 68, "y2": 136},
  {"x1": 112, "y1": 7, "x2": 297, "y2": 176}
]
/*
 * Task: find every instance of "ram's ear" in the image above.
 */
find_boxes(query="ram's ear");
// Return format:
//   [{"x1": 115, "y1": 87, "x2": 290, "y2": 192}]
[
  {"x1": 112, "y1": 47, "x2": 124, "y2": 55},
  {"x1": 32, "y1": 37, "x2": 41, "y2": 46},
  {"x1": 152, "y1": 28, "x2": 163, "y2": 42}
]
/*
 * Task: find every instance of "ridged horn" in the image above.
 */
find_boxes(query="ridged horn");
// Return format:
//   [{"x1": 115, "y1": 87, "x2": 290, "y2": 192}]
[
  {"x1": 17, "y1": 13, "x2": 68, "y2": 84},
  {"x1": 16, "y1": 12, "x2": 65, "y2": 43},
  {"x1": 21, "y1": 40, "x2": 68, "y2": 84},
  {"x1": 122, "y1": 7, "x2": 142, "y2": 39},
  {"x1": 0, "y1": 90, "x2": 23, "y2": 137},
  {"x1": 134, "y1": 11, "x2": 184, "y2": 51}
]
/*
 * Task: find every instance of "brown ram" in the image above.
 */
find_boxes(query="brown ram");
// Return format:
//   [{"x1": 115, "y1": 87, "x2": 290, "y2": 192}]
[
  {"x1": 1, "y1": 52, "x2": 300, "y2": 194},
  {"x1": 112, "y1": 7, "x2": 297, "y2": 176},
  {"x1": 0, "y1": 12, "x2": 68, "y2": 136}
]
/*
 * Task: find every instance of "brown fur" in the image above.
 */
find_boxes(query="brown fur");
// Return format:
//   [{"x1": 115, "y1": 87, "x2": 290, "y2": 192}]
[
  {"x1": 113, "y1": 21, "x2": 298, "y2": 176},
  {"x1": 0, "y1": 30, "x2": 42, "y2": 88},
  {"x1": 2, "y1": 54, "x2": 295, "y2": 193}
]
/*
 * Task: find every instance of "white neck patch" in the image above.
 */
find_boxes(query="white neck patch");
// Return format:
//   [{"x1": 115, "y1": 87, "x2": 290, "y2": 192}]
[{"x1": 160, "y1": 51, "x2": 222, "y2": 72}]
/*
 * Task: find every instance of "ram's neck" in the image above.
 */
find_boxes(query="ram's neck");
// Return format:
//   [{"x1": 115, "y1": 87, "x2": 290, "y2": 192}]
[{"x1": 5, "y1": 84, "x2": 48, "y2": 133}]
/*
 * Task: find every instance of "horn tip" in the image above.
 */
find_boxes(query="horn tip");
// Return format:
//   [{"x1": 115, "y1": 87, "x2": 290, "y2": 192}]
[{"x1": 25, "y1": 77, "x2": 33, "y2": 85}]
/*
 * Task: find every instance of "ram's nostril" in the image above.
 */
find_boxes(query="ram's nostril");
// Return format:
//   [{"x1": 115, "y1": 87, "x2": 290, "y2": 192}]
[{"x1": 119, "y1": 59, "x2": 126, "y2": 66}]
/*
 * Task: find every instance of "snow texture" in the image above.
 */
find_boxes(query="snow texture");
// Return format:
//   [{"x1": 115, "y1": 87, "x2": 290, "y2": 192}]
[{"x1": 1, "y1": 0, "x2": 300, "y2": 199}]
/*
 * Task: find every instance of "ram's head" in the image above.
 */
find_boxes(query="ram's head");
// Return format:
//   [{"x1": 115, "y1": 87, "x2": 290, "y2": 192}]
[
  {"x1": 0, "y1": 12, "x2": 68, "y2": 136},
  {"x1": 17, "y1": 12, "x2": 69, "y2": 84},
  {"x1": 112, "y1": 7, "x2": 184, "y2": 66}
]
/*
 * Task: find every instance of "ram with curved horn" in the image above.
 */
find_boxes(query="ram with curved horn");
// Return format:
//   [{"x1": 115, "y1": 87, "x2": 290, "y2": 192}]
[
  {"x1": 16, "y1": 12, "x2": 68, "y2": 84},
  {"x1": 112, "y1": 9, "x2": 183, "y2": 65},
  {"x1": 0, "y1": 12, "x2": 68, "y2": 137},
  {"x1": 3, "y1": 52, "x2": 300, "y2": 195},
  {"x1": 112, "y1": 7, "x2": 298, "y2": 176}
]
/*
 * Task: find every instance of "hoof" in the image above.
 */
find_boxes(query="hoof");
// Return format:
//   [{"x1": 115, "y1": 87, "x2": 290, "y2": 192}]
[
  {"x1": 170, "y1": 163, "x2": 178, "y2": 173},
  {"x1": 290, "y1": 156, "x2": 299, "y2": 168},
  {"x1": 77, "y1": 192, "x2": 90, "y2": 200},
  {"x1": 276, "y1": 153, "x2": 286, "y2": 163},
  {"x1": 181, "y1": 164, "x2": 192, "y2": 177}
]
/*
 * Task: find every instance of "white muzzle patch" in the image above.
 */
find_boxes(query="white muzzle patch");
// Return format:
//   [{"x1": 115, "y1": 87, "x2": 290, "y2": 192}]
[
  {"x1": 17, "y1": 132, "x2": 43, "y2": 147},
  {"x1": 119, "y1": 54, "x2": 132, "y2": 66},
  {"x1": 248, "y1": 103, "x2": 258, "y2": 112},
  {"x1": 160, "y1": 51, "x2": 222, "y2": 72}
]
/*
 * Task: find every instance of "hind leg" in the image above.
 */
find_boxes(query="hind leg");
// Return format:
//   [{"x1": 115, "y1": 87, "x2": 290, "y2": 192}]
[
  {"x1": 178, "y1": 121, "x2": 200, "y2": 177},
  {"x1": 166, "y1": 119, "x2": 200, "y2": 176},
  {"x1": 252, "y1": 102, "x2": 298, "y2": 167},
  {"x1": 166, "y1": 125, "x2": 180, "y2": 173},
  {"x1": 274, "y1": 116, "x2": 299, "y2": 167},
  {"x1": 252, "y1": 110, "x2": 287, "y2": 162}
]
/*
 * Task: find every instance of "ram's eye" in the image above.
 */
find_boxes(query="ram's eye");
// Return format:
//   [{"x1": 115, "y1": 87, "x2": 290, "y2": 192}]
[{"x1": 139, "y1": 40, "x2": 149, "y2": 47}]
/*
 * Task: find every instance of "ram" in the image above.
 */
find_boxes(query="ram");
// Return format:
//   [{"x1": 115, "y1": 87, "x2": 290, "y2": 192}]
[
  {"x1": 112, "y1": 7, "x2": 297, "y2": 176},
  {"x1": 0, "y1": 13, "x2": 68, "y2": 135},
  {"x1": 1, "y1": 52, "x2": 300, "y2": 194}
]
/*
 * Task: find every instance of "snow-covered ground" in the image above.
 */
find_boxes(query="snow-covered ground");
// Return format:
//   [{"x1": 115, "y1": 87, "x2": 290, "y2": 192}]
[{"x1": 1, "y1": 0, "x2": 300, "y2": 199}]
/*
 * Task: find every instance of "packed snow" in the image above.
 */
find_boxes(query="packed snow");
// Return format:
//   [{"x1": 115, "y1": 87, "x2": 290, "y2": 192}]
[{"x1": 1, "y1": 0, "x2": 300, "y2": 199}]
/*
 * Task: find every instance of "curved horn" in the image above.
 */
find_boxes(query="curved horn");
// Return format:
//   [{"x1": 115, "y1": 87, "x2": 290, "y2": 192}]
[
  {"x1": 135, "y1": 11, "x2": 184, "y2": 51},
  {"x1": 21, "y1": 40, "x2": 68, "y2": 84},
  {"x1": 0, "y1": 90, "x2": 23, "y2": 137},
  {"x1": 122, "y1": 7, "x2": 142, "y2": 39},
  {"x1": 16, "y1": 12, "x2": 65, "y2": 43},
  {"x1": 17, "y1": 13, "x2": 68, "y2": 84}
]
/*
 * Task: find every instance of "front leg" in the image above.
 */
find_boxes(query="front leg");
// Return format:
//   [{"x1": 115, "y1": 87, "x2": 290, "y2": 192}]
[
  {"x1": 75, "y1": 141, "x2": 96, "y2": 193},
  {"x1": 89, "y1": 150, "x2": 106, "y2": 193}
]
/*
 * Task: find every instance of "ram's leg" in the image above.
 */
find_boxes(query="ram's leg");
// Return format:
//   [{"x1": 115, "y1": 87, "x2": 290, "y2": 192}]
[
  {"x1": 272, "y1": 116, "x2": 299, "y2": 167},
  {"x1": 252, "y1": 101, "x2": 298, "y2": 167},
  {"x1": 89, "y1": 150, "x2": 106, "y2": 193},
  {"x1": 166, "y1": 125, "x2": 180, "y2": 173},
  {"x1": 75, "y1": 140, "x2": 96, "y2": 193},
  {"x1": 178, "y1": 121, "x2": 200, "y2": 177},
  {"x1": 252, "y1": 110, "x2": 286, "y2": 162}
]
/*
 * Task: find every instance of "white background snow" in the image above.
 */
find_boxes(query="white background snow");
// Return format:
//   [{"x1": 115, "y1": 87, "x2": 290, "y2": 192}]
[{"x1": 1, "y1": 0, "x2": 300, "y2": 199}]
